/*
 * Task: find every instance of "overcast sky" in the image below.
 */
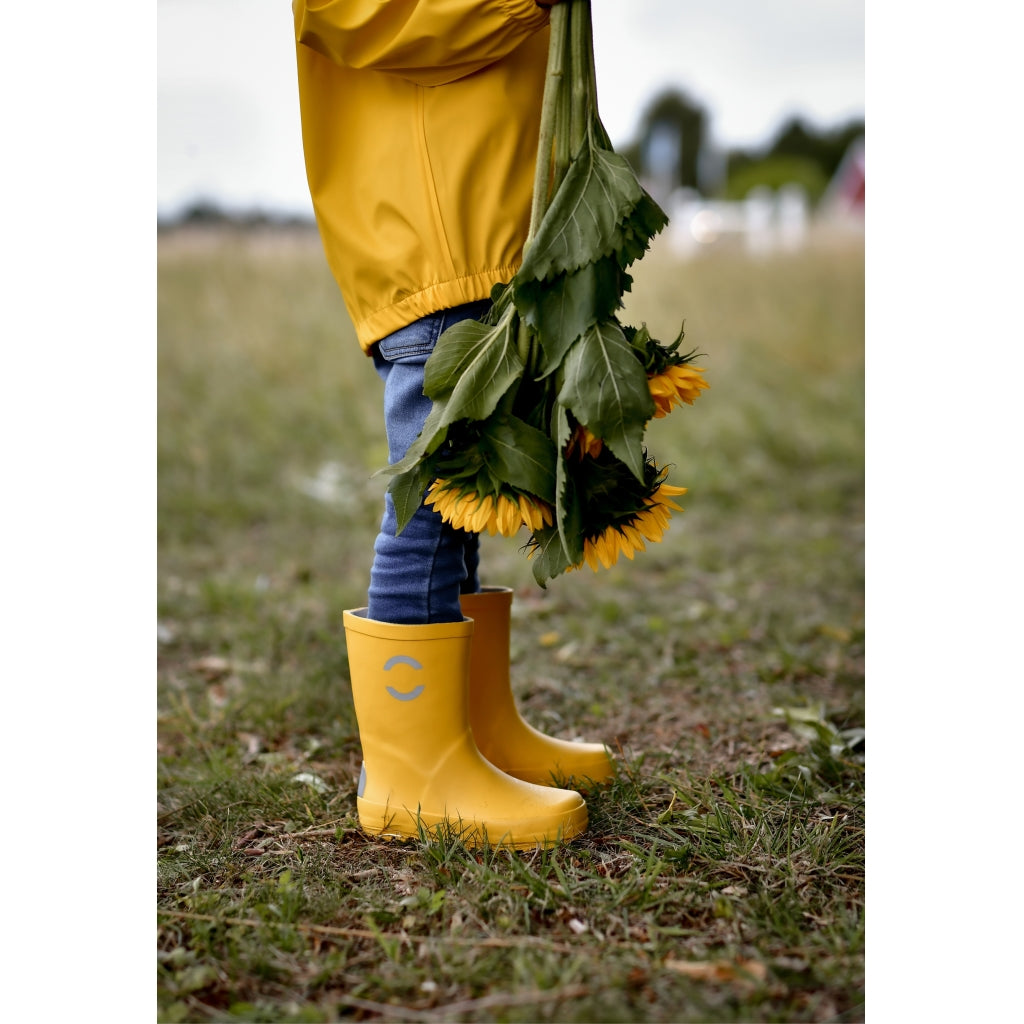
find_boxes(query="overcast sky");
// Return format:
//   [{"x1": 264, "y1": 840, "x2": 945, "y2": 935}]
[{"x1": 158, "y1": 0, "x2": 864, "y2": 216}]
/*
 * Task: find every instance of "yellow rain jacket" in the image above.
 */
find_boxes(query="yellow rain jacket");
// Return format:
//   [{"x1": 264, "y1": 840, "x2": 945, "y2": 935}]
[{"x1": 293, "y1": 1, "x2": 552, "y2": 351}]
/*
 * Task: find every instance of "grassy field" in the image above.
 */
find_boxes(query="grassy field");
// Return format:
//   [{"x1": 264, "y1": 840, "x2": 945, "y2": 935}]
[{"x1": 157, "y1": 225, "x2": 864, "y2": 1023}]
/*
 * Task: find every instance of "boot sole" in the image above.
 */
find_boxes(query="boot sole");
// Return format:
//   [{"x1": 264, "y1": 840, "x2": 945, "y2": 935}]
[
  {"x1": 357, "y1": 798, "x2": 588, "y2": 849},
  {"x1": 502, "y1": 757, "x2": 616, "y2": 788}
]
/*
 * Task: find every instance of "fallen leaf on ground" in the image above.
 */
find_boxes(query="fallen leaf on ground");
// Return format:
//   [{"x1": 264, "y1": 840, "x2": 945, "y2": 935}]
[
  {"x1": 190, "y1": 655, "x2": 232, "y2": 680},
  {"x1": 663, "y1": 958, "x2": 768, "y2": 984},
  {"x1": 292, "y1": 772, "x2": 329, "y2": 794}
]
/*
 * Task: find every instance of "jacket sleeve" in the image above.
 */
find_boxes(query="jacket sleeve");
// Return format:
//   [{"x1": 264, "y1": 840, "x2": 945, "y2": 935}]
[{"x1": 293, "y1": 0, "x2": 550, "y2": 86}]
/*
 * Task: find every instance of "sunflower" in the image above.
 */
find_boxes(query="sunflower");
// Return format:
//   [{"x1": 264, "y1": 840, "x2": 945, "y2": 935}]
[
  {"x1": 425, "y1": 479, "x2": 553, "y2": 536},
  {"x1": 536, "y1": 453, "x2": 688, "y2": 575},
  {"x1": 574, "y1": 476, "x2": 687, "y2": 572},
  {"x1": 647, "y1": 363, "x2": 709, "y2": 419},
  {"x1": 566, "y1": 423, "x2": 604, "y2": 460}
]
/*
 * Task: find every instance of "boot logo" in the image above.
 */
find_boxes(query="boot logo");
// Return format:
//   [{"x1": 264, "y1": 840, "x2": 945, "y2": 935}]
[{"x1": 383, "y1": 655, "x2": 425, "y2": 701}]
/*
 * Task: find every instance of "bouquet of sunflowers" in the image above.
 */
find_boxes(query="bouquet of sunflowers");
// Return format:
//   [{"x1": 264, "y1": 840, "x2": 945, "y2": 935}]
[{"x1": 387, "y1": 0, "x2": 708, "y2": 586}]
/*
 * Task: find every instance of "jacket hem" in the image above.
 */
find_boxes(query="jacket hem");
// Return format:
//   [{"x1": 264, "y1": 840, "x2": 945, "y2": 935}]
[{"x1": 353, "y1": 266, "x2": 520, "y2": 352}]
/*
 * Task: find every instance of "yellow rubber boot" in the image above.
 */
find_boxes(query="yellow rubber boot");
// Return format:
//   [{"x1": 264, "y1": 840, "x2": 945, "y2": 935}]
[
  {"x1": 460, "y1": 588, "x2": 616, "y2": 787},
  {"x1": 342, "y1": 609, "x2": 587, "y2": 849}
]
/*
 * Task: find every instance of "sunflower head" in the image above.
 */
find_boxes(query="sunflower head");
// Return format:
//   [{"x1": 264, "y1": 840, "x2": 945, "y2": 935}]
[
  {"x1": 623, "y1": 323, "x2": 709, "y2": 418},
  {"x1": 425, "y1": 479, "x2": 553, "y2": 537},
  {"x1": 570, "y1": 460, "x2": 687, "y2": 573},
  {"x1": 648, "y1": 363, "x2": 709, "y2": 418},
  {"x1": 566, "y1": 423, "x2": 604, "y2": 460},
  {"x1": 524, "y1": 452, "x2": 687, "y2": 577}
]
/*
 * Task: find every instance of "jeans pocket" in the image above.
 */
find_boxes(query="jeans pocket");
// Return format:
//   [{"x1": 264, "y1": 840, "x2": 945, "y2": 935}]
[
  {"x1": 376, "y1": 300, "x2": 492, "y2": 365},
  {"x1": 376, "y1": 317, "x2": 439, "y2": 364}
]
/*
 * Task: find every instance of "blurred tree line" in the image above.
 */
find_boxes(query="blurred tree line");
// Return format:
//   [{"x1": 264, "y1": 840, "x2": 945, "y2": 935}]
[
  {"x1": 157, "y1": 201, "x2": 316, "y2": 231},
  {"x1": 619, "y1": 88, "x2": 864, "y2": 205},
  {"x1": 160, "y1": 89, "x2": 862, "y2": 229}
]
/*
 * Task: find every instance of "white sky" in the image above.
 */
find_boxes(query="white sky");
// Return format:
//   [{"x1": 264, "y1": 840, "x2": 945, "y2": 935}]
[{"x1": 157, "y1": 0, "x2": 865, "y2": 217}]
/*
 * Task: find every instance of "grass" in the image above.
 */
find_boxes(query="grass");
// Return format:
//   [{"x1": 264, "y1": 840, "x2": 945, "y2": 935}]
[{"x1": 158, "y1": 224, "x2": 864, "y2": 1022}]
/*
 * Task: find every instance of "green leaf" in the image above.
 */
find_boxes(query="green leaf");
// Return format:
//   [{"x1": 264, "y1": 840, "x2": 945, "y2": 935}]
[
  {"x1": 516, "y1": 255, "x2": 626, "y2": 377},
  {"x1": 625, "y1": 322, "x2": 652, "y2": 361},
  {"x1": 387, "y1": 459, "x2": 436, "y2": 535},
  {"x1": 553, "y1": 404, "x2": 583, "y2": 564},
  {"x1": 558, "y1": 320, "x2": 654, "y2": 481},
  {"x1": 422, "y1": 310, "x2": 524, "y2": 425},
  {"x1": 487, "y1": 279, "x2": 514, "y2": 315},
  {"x1": 510, "y1": 371, "x2": 557, "y2": 433},
  {"x1": 478, "y1": 416, "x2": 557, "y2": 502},
  {"x1": 382, "y1": 399, "x2": 451, "y2": 478},
  {"x1": 528, "y1": 525, "x2": 572, "y2": 587},
  {"x1": 519, "y1": 127, "x2": 661, "y2": 283},
  {"x1": 616, "y1": 191, "x2": 669, "y2": 267}
]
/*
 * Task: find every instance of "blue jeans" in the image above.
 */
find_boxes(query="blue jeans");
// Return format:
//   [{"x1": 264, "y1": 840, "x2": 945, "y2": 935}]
[{"x1": 366, "y1": 300, "x2": 492, "y2": 624}]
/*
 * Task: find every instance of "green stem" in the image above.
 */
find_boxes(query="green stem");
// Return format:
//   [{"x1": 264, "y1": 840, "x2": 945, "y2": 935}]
[
  {"x1": 553, "y1": 9, "x2": 573, "y2": 190},
  {"x1": 526, "y1": 3, "x2": 569, "y2": 248},
  {"x1": 568, "y1": 0, "x2": 590, "y2": 156},
  {"x1": 516, "y1": 316, "x2": 533, "y2": 374},
  {"x1": 579, "y1": 1, "x2": 612, "y2": 149},
  {"x1": 580, "y1": 0, "x2": 598, "y2": 123}
]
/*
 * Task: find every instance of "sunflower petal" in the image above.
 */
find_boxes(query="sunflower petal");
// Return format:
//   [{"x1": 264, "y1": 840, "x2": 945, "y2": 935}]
[{"x1": 622, "y1": 523, "x2": 647, "y2": 553}]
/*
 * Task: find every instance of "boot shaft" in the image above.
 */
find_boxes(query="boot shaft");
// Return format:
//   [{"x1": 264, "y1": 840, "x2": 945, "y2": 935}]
[
  {"x1": 341, "y1": 607, "x2": 588, "y2": 848},
  {"x1": 459, "y1": 587, "x2": 516, "y2": 750},
  {"x1": 342, "y1": 609, "x2": 474, "y2": 757},
  {"x1": 458, "y1": 588, "x2": 615, "y2": 787}
]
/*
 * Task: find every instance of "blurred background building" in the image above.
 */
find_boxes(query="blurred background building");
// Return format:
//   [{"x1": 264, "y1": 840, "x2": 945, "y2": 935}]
[{"x1": 616, "y1": 88, "x2": 864, "y2": 258}]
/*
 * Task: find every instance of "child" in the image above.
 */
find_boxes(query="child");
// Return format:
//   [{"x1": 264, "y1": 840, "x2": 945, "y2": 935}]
[{"x1": 293, "y1": 0, "x2": 612, "y2": 848}]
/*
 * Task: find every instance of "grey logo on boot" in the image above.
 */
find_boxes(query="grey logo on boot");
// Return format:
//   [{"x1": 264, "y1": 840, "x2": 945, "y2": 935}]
[{"x1": 383, "y1": 655, "x2": 425, "y2": 701}]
